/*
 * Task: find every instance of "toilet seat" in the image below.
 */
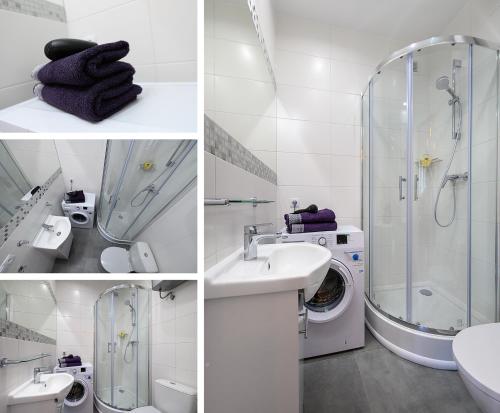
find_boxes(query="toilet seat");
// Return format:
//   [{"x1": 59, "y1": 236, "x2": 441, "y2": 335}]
[
  {"x1": 131, "y1": 407, "x2": 160, "y2": 413},
  {"x1": 100, "y1": 247, "x2": 131, "y2": 273},
  {"x1": 453, "y1": 323, "x2": 500, "y2": 403}
]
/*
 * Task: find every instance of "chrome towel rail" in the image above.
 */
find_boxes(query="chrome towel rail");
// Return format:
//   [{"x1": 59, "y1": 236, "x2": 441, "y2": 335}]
[
  {"x1": 0, "y1": 353, "x2": 51, "y2": 368},
  {"x1": 205, "y1": 198, "x2": 275, "y2": 207}
]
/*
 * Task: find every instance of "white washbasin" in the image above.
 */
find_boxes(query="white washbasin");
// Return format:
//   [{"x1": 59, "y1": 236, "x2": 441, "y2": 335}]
[
  {"x1": 205, "y1": 243, "x2": 332, "y2": 300},
  {"x1": 32, "y1": 215, "x2": 73, "y2": 259},
  {"x1": 8, "y1": 373, "x2": 74, "y2": 406}
]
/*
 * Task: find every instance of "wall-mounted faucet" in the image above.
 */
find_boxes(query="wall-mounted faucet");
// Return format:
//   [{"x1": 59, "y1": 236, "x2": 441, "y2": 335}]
[
  {"x1": 42, "y1": 223, "x2": 54, "y2": 232},
  {"x1": 244, "y1": 224, "x2": 281, "y2": 261},
  {"x1": 33, "y1": 366, "x2": 51, "y2": 383}
]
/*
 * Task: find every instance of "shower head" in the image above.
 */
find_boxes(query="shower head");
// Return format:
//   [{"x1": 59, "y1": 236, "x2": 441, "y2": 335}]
[
  {"x1": 436, "y1": 75, "x2": 458, "y2": 100},
  {"x1": 124, "y1": 299, "x2": 136, "y2": 326}
]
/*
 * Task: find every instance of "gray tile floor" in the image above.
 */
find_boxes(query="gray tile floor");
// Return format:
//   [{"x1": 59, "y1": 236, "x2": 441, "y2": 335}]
[
  {"x1": 304, "y1": 328, "x2": 480, "y2": 413},
  {"x1": 52, "y1": 226, "x2": 116, "y2": 273}
]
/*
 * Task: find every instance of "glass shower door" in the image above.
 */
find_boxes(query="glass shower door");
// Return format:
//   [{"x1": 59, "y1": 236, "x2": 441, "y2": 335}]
[
  {"x1": 112, "y1": 287, "x2": 139, "y2": 410},
  {"x1": 98, "y1": 140, "x2": 197, "y2": 242},
  {"x1": 411, "y1": 44, "x2": 470, "y2": 331},
  {"x1": 95, "y1": 293, "x2": 113, "y2": 407},
  {"x1": 369, "y1": 56, "x2": 408, "y2": 321}
]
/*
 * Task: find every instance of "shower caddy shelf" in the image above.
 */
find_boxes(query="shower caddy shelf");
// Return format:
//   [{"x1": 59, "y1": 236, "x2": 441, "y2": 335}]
[
  {"x1": 0, "y1": 352, "x2": 51, "y2": 368},
  {"x1": 205, "y1": 198, "x2": 274, "y2": 207}
]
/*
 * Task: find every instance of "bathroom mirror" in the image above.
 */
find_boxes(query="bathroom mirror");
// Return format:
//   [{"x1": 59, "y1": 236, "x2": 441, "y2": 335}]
[
  {"x1": 205, "y1": 0, "x2": 278, "y2": 173},
  {"x1": 0, "y1": 140, "x2": 61, "y2": 228},
  {"x1": 0, "y1": 280, "x2": 57, "y2": 339}
]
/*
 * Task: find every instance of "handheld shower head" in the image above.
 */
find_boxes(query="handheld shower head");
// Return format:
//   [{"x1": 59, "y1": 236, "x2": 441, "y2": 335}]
[{"x1": 436, "y1": 75, "x2": 458, "y2": 100}]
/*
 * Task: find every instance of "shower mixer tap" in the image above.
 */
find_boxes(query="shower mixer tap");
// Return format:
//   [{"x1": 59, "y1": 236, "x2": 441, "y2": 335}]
[{"x1": 441, "y1": 172, "x2": 468, "y2": 188}]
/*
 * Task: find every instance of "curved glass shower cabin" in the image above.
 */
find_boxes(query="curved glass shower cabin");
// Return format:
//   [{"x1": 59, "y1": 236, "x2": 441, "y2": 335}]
[
  {"x1": 94, "y1": 284, "x2": 150, "y2": 412},
  {"x1": 98, "y1": 140, "x2": 197, "y2": 243},
  {"x1": 363, "y1": 36, "x2": 500, "y2": 369}
]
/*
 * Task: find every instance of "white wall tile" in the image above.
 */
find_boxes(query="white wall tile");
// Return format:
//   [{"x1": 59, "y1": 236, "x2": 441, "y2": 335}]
[
  {"x1": 277, "y1": 119, "x2": 331, "y2": 154},
  {"x1": 215, "y1": 76, "x2": 276, "y2": 116},
  {"x1": 67, "y1": 1, "x2": 155, "y2": 67},
  {"x1": 151, "y1": 281, "x2": 197, "y2": 388},
  {"x1": 275, "y1": 13, "x2": 331, "y2": 58},
  {"x1": 277, "y1": 85, "x2": 330, "y2": 122},
  {"x1": 331, "y1": 92, "x2": 361, "y2": 125},
  {"x1": 214, "y1": 0, "x2": 258, "y2": 45},
  {"x1": 277, "y1": 152, "x2": 330, "y2": 187},
  {"x1": 214, "y1": 39, "x2": 270, "y2": 81},
  {"x1": 275, "y1": 50, "x2": 330, "y2": 90},
  {"x1": 149, "y1": 0, "x2": 197, "y2": 63}
]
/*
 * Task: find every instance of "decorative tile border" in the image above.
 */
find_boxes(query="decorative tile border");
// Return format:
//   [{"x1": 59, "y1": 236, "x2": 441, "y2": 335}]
[
  {"x1": 205, "y1": 115, "x2": 277, "y2": 185},
  {"x1": 2, "y1": 168, "x2": 62, "y2": 244},
  {"x1": 0, "y1": 319, "x2": 56, "y2": 345},
  {"x1": 0, "y1": 0, "x2": 66, "y2": 22},
  {"x1": 247, "y1": 0, "x2": 277, "y2": 88}
]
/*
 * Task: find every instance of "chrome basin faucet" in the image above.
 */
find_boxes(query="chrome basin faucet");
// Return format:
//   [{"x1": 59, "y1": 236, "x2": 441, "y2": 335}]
[
  {"x1": 244, "y1": 224, "x2": 281, "y2": 261},
  {"x1": 34, "y1": 366, "x2": 51, "y2": 383},
  {"x1": 42, "y1": 223, "x2": 54, "y2": 232}
]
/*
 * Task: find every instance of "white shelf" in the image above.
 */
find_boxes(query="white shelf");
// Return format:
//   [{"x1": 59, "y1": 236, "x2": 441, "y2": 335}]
[{"x1": 0, "y1": 82, "x2": 197, "y2": 133}]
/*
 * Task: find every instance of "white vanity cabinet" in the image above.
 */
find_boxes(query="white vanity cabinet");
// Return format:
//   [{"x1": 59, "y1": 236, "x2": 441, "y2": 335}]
[{"x1": 205, "y1": 290, "x2": 301, "y2": 413}]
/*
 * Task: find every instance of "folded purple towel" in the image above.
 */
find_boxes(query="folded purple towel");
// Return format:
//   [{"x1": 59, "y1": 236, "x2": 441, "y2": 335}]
[
  {"x1": 288, "y1": 222, "x2": 338, "y2": 234},
  {"x1": 36, "y1": 72, "x2": 142, "y2": 122},
  {"x1": 58, "y1": 355, "x2": 81, "y2": 365},
  {"x1": 60, "y1": 361, "x2": 82, "y2": 368},
  {"x1": 36, "y1": 41, "x2": 134, "y2": 87},
  {"x1": 284, "y1": 208, "x2": 336, "y2": 227}
]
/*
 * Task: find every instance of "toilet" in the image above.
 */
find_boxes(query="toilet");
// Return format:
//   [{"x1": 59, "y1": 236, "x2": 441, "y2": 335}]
[
  {"x1": 132, "y1": 379, "x2": 197, "y2": 413},
  {"x1": 100, "y1": 241, "x2": 159, "y2": 273},
  {"x1": 452, "y1": 323, "x2": 500, "y2": 413}
]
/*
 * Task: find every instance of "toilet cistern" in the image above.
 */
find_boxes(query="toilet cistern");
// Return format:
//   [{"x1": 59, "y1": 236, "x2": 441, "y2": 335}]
[{"x1": 244, "y1": 223, "x2": 281, "y2": 260}]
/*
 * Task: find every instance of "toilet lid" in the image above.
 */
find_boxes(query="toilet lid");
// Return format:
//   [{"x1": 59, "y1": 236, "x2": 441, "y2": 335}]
[
  {"x1": 100, "y1": 247, "x2": 131, "y2": 273},
  {"x1": 452, "y1": 323, "x2": 500, "y2": 402},
  {"x1": 132, "y1": 407, "x2": 160, "y2": 413}
]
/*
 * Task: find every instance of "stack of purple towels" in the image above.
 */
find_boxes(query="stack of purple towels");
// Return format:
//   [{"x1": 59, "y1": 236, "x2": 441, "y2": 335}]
[
  {"x1": 284, "y1": 206, "x2": 337, "y2": 234},
  {"x1": 58, "y1": 354, "x2": 82, "y2": 368},
  {"x1": 32, "y1": 40, "x2": 142, "y2": 122}
]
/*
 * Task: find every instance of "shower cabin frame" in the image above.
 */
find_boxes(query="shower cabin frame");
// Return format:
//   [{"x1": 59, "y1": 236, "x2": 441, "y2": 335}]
[
  {"x1": 362, "y1": 35, "x2": 500, "y2": 369},
  {"x1": 97, "y1": 140, "x2": 197, "y2": 244},
  {"x1": 94, "y1": 284, "x2": 152, "y2": 413}
]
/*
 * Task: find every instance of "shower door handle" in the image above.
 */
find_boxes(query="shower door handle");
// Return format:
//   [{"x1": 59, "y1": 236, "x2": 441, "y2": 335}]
[
  {"x1": 107, "y1": 343, "x2": 112, "y2": 353},
  {"x1": 414, "y1": 174, "x2": 419, "y2": 201},
  {"x1": 399, "y1": 176, "x2": 407, "y2": 200}
]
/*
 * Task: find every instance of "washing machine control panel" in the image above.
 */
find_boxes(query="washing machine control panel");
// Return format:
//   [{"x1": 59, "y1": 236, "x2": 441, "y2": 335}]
[{"x1": 310, "y1": 233, "x2": 335, "y2": 248}]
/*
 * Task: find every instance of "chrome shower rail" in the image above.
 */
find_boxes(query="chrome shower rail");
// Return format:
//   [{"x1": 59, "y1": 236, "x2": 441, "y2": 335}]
[
  {"x1": 369, "y1": 35, "x2": 500, "y2": 84},
  {"x1": 0, "y1": 353, "x2": 51, "y2": 368}
]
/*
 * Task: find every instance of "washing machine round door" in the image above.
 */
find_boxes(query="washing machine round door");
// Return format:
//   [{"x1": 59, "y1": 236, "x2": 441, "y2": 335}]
[
  {"x1": 70, "y1": 211, "x2": 89, "y2": 225},
  {"x1": 306, "y1": 259, "x2": 354, "y2": 323},
  {"x1": 64, "y1": 378, "x2": 89, "y2": 407}
]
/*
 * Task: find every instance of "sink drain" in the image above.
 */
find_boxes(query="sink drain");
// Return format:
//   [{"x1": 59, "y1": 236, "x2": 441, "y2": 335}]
[{"x1": 419, "y1": 288, "x2": 432, "y2": 296}]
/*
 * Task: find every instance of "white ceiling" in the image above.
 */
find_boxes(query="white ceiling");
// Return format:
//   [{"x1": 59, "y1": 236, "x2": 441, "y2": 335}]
[{"x1": 271, "y1": 0, "x2": 469, "y2": 42}]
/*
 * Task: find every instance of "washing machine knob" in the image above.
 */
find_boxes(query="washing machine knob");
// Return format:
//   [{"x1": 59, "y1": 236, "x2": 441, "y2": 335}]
[
  {"x1": 352, "y1": 253, "x2": 359, "y2": 261},
  {"x1": 318, "y1": 237, "x2": 327, "y2": 246}
]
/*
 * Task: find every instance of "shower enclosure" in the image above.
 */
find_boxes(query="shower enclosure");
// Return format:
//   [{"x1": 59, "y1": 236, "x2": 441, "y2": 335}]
[
  {"x1": 98, "y1": 140, "x2": 197, "y2": 243},
  {"x1": 94, "y1": 284, "x2": 150, "y2": 412},
  {"x1": 363, "y1": 35, "x2": 500, "y2": 369},
  {"x1": 0, "y1": 142, "x2": 31, "y2": 227}
]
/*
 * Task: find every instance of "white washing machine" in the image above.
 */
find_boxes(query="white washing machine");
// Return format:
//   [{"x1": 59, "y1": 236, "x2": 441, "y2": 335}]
[
  {"x1": 62, "y1": 192, "x2": 96, "y2": 229},
  {"x1": 281, "y1": 225, "x2": 365, "y2": 358},
  {"x1": 54, "y1": 363, "x2": 93, "y2": 413}
]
